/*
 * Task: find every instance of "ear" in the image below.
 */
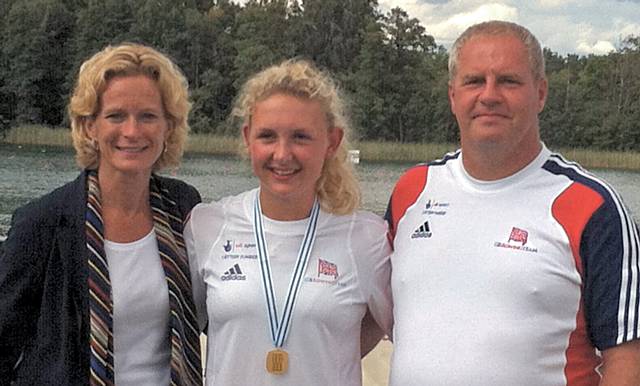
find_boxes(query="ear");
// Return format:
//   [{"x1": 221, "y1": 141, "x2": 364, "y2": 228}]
[
  {"x1": 85, "y1": 117, "x2": 97, "y2": 140},
  {"x1": 537, "y1": 77, "x2": 548, "y2": 113},
  {"x1": 448, "y1": 82, "x2": 456, "y2": 114},
  {"x1": 164, "y1": 121, "x2": 173, "y2": 141},
  {"x1": 242, "y1": 125, "x2": 251, "y2": 148},
  {"x1": 326, "y1": 127, "x2": 344, "y2": 159}
]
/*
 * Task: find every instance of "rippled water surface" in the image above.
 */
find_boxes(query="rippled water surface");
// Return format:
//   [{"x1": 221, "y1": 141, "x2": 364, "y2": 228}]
[{"x1": 1, "y1": 143, "x2": 639, "y2": 237}]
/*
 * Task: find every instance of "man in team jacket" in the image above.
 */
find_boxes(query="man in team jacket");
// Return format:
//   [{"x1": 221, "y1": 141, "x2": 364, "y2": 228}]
[{"x1": 386, "y1": 20, "x2": 640, "y2": 386}]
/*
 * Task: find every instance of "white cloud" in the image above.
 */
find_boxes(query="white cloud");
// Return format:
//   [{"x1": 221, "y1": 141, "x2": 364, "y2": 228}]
[
  {"x1": 576, "y1": 40, "x2": 616, "y2": 55},
  {"x1": 617, "y1": 21, "x2": 640, "y2": 40},
  {"x1": 535, "y1": 0, "x2": 571, "y2": 7},
  {"x1": 447, "y1": 3, "x2": 518, "y2": 27},
  {"x1": 237, "y1": 0, "x2": 639, "y2": 55},
  {"x1": 430, "y1": 3, "x2": 518, "y2": 44},
  {"x1": 378, "y1": 0, "x2": 640, "y2": 55}
]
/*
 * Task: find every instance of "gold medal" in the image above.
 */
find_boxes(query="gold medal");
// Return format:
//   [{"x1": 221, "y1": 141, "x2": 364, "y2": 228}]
[{"x1": 266, "y1": 349, "x2": 288, "y2": 374}]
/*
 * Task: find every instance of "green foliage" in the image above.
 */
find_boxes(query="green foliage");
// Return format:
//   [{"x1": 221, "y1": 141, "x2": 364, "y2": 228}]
[
  {"x1": 297, "y1": 0, "x2": 376, "y2": 74},
  {"x1": 73, "y1": 0, "x2": 136, "y2": 64},
  {"x1": 0, "y1": 1, "x2": 638, "y2": 150},
  {"x1": 348, "y1": 7, "x2": 452, "y2": 143},
  {"x1": 2, "y1": 0, "x2": 74, "y2": 125},
  {"x1": 232, "y1": 0, "x2": 295, "y2": 88}
]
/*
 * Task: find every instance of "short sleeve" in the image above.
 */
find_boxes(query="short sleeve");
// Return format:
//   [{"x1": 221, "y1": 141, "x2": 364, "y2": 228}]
[
  {"x1": 184, "y1": 201, "x2": 226, "y2": 332},
  {"x1": 581, "y1": 196, "x2": 640, "y2": 350},
  {"x1": 351, "y1": 212, "x2": 393, "y2": 335}
]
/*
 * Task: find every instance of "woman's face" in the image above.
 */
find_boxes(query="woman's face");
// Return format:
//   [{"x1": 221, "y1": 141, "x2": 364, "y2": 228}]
[
  {"x1": 88, "y1": 75, "x2": 169, "y2": 180},
  {"x1": 243, "y1": 93, "x2": 342, "y2": 218}
]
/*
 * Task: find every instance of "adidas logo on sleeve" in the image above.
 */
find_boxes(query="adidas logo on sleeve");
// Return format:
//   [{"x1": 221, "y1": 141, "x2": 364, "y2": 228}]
[{"x1": 221, "y1": 263, "x2": 246, "y2": 281}]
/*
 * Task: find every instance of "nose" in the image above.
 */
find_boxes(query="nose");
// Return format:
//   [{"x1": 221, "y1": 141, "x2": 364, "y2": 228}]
[
  {"x1": 121, "y1": 117, "x2": 141, "y2": 138},
  {"x1": 273, "y1": 139, "x2": 293, "y2": 161},
  {"x1": 478, "y1": 78, "x2": 502, "y2": 106}
]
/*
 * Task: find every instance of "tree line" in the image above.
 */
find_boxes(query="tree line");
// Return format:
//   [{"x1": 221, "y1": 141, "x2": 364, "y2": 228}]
[{"x1": 1, "y1": 0, "x2": 639, "y2": 150}]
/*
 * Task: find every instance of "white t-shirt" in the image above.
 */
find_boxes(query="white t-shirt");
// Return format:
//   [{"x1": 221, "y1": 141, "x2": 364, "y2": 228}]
[
  {"x1": 104, "y1": 229, "x2": 171, "y2": 386},
  {"x1": 185, "y1": 188, "x2": 392, "y2": 386},
  {"x1": 386, "y1": 144, "x2": 640, "y2": 386}
]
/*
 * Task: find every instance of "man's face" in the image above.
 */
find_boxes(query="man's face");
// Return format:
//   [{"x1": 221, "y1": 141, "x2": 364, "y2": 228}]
[{"x1": 448, "y1": 34, "x2": 547, "y2": 158}]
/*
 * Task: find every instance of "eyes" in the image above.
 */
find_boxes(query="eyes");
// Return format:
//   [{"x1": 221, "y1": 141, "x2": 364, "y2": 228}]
[
  {"x1": 461, "y1": 75, "x2": 523, "y2": 87},
  {"x1": 103, "y1": 110, "x2": 162, "y2": 124},
  {"x1": 254, "y1": 128, "x2": 313, "y2": 143}
]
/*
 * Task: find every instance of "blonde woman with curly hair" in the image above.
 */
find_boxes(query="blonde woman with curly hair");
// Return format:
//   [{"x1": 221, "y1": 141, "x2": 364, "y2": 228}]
[
  {"x1": 185, "y1": 59, "x2": 392, "y2": 385},
  {"x1": 0, "y1": 43, "x2": 202, "y2": 385}
]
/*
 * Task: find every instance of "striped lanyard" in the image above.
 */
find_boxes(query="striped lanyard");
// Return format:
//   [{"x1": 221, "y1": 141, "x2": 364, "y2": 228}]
[{"x1": 253, "y1": 194, "x2": 320, "y2": 348}]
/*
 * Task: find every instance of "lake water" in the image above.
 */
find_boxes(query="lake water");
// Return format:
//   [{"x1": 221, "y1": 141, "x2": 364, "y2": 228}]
[{"x1": 1, "y1": 142, "x2": 639, "y2": 237}]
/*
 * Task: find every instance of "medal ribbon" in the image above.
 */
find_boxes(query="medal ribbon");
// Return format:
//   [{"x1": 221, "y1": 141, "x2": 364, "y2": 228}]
[{"x1": 253, "y1": 193, "x2": 320, "y2": 347}]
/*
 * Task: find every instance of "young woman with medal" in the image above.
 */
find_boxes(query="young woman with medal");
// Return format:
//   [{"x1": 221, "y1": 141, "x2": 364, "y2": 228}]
[{"x1": 185, "y1": 59, "x2": 393, "y2": 385}]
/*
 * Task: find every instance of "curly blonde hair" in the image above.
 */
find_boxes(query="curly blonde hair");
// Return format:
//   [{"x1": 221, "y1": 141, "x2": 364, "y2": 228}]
[
  {"x1": 231, "y1": 59, "x2": 360, "y2": 215},
  {"x1": 68, "y1": 43, "x2": 191, "y2": 171}
]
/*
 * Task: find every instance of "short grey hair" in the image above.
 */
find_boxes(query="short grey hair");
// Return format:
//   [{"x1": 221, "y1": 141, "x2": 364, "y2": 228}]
[{"x1": 448, "y1": 20, "x2": 545, "y2": 81}]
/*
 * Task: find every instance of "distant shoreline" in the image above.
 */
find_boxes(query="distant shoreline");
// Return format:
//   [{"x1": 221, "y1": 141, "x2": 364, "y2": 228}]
[{"x1": 3, "y1": 125, "x2": 640, "y2": 170}]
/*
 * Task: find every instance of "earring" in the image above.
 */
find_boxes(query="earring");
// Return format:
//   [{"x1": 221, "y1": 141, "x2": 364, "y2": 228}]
[
  {"x1": 91, "y1": 138, "x2": 99, "y2": 152},
  {"x1": 163, "y1": 142, "x2": 168, "y2": 154}
]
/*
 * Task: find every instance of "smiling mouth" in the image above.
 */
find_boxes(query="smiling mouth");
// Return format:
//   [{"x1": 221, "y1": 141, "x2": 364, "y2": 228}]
[
  {"x1": 116, "y1": 145, "x2": 148, "y2": 153},
  {"x1": 473, "y1": 113, "x2": 508, "y2": 119},
  {"x1": 268, "y1": 167, "x2": 299, "y2": 176}
]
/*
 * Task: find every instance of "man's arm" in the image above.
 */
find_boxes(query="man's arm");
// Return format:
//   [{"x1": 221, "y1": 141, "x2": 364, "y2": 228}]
[
  {"x1": 360, "y1": 308, "x2": 385, "y2": 357},
  {"x1": 600, "y1": 340, "x2": 640, "y2": 386}
]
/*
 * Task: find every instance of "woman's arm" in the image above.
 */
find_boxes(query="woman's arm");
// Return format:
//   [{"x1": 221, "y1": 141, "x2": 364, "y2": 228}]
[{"x1": 0, "y1": 206, "x2": 47, "y2": 379}]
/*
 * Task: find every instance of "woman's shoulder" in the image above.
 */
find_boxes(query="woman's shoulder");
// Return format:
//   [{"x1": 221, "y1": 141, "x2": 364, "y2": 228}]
[
  {"x1": 354, "y1": 210, "x2": 388, "y2": 239},
  {"x1": 154, "y1": 174, "x2": 200, "y2": 197},
  {"x1": 7, "y1": 173, "x2": 85, "y2": 247},
  {"x1": 321, "y1": 209, "x2": 387, "y2": 242},
  {"x1": 191, "y1": 189, "x2": 254, "y2": 220},
  {"x1": 348, "y1": 210, "x2": 387, "y2": 231},
  {"x1": 14, "y1": 173, "x2": 85, "y2": 221},
  {"x1": 154, "y1": 174, "x2": 202, "y2": 210}
]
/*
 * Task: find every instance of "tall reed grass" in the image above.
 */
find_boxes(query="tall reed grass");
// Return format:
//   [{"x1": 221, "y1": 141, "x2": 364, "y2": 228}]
[
  {"x1": 355, "y1": 141, "x2": 456, "y2": 163},
  {"x1": 3, "y1": 125, "x2": 72, "y2": 147},
  {"x1": 555, "y1": 147, "x2": 640, "y2": 171},
  {"x1": 3, "y1": 126, "x2": 640, "y2": 170},
  {"x1": 188, "y1": 133, "x2": 241, "y2": 155}
]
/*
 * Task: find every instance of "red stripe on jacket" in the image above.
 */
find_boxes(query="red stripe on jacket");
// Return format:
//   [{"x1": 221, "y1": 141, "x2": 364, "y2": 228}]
[{"x1": 552, "y1": 182, "x2": 604, "y2": 385}]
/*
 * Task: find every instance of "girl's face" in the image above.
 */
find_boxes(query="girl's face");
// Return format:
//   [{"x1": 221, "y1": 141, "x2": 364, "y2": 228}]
[{"x1": 243, "y1": 93, "x2": 342, "y2": 219}]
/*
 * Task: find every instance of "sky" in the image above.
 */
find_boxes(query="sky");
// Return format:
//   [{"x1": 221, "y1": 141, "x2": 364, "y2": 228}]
[{"x1": 378, "y1": 0, "x2": 640, "y2": 55}]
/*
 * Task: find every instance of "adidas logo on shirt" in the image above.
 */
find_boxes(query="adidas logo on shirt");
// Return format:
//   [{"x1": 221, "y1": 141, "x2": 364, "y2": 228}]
[
  {"x1": 221, "y1": 263, "x2": 246, "y2": 281},
  {"x1": 411, "y1": 221, "x2": 432, "y2": 239}
]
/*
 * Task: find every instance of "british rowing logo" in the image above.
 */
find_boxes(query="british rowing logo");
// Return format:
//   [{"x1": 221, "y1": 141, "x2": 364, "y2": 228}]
[
  {"x1": 494, "y1": 227, "x2": 538, "y2": 253},
  {"x1": 318, "y1": 259, "x2": 339, "y2": 279},
  {"x1": 304, "y1": 258, "x2": 345, "y2": 286},
  {"x1": 411, "y1": 221, "x2": 432, "y2": 239},
  {"x1": 508, "y1": 227, "x2": 528, "y2": 245}
]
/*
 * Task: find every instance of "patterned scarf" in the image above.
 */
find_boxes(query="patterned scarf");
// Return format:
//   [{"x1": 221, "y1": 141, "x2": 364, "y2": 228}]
[{"x1": 85, "y1": 170, "x2": 202, "y2": 386}]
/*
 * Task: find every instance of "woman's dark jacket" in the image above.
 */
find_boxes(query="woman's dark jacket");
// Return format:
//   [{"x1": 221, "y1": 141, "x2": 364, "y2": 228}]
[{"x1": 0, "y1": 171, "x2": 201, "y2": 385}]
